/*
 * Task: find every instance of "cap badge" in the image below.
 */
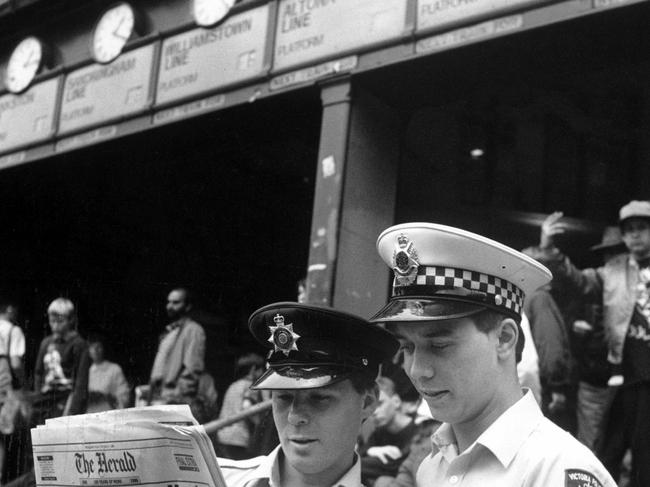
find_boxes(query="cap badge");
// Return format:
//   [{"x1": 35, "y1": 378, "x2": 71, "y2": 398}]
[
  {"x1": 268, "y1": 314, "x2": 300, "y2": 356},
  {"x1": 392, "y1": 234, "x2": 419, "y2": 285}
]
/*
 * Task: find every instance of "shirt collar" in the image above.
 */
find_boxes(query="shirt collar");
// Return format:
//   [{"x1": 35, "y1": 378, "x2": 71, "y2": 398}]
[
  {"x1": 52, "y1": 329, "x2": 78, "y2": 344},
  {"x1": 627, "y1": 255, "x2": 650, "y2": 270},
  {"x1": 166, "y1": 317, "x2": 187, "y2": 332},
  {"x1": 431, "y1": 389, "x2": 543, "y2": 468},
  {"x1": 431, "y1": 422, "x2": 459, "y2": 463},
  {"x1": 244, "y1": 445, "x2": 362, "y2": 487},
  {"x1": 476, "y1": 389, "x2": 543, "y2": 467},
  {"x1": 238, "y1": 445, "x2": 279, "y2": 487},
  {"x1": 334, "y1": 453, "x2": 362, "y2": 487}
]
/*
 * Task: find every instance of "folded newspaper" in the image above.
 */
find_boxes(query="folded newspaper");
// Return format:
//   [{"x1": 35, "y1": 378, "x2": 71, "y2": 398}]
[{"x1": 31, "y1": 405, "x2": 227, "y2": 487}]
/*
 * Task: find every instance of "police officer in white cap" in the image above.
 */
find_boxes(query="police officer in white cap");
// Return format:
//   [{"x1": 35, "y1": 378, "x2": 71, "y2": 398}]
[
  {"x1": 370, "y1": 223, "x2": 616, "y2": 487},
  {"x1": 218, "y1": 302, "x2": 398, "y2": 487}
]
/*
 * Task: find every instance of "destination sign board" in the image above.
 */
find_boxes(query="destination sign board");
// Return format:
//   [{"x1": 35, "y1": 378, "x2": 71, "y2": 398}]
[
  {"x1": 273, "y1": 0, "x2": 408, "y2": 71},
  {"x1": 156, "y1": 5, "x2": 270, "y2": 106},
  {"x1": 0, "y1": 76, "x2": 59, "y2": 154},
  {"x1": 417, "y1": 0, "x2": 540, "y2": 32},
  {"x1": 59, "y1": 44, "x2": 155, "y2": 135}
]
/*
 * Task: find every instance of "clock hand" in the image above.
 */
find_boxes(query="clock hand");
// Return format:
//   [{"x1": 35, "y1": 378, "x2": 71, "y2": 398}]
[
  {"x1": 112, "y1": 17, "x2": 128, "y2": 38},
  {"x1": 112, "y1": 31, "x2": 129, "y2": 41},
  {"x1": 23, "y1": 51, "x2": 34, "y2": 68}
]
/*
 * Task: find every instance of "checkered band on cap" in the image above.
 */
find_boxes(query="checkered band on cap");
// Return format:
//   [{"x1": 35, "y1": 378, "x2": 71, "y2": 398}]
[{"x1": 394, "y1": 265, "x2": 525, "y2": 316}]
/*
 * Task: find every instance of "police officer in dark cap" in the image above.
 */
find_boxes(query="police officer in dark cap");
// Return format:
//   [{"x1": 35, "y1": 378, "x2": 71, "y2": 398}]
[{"x1": 218, "y1": 302, "x2": 398, "y2": 487}]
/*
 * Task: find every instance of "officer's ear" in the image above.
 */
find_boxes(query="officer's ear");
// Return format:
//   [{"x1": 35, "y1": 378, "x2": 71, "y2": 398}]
[
  {"x1": 360, "y1": 385, "x2": 379, "y2": 421},
  {"x1": 496, "y1": 317, "x2": 519, "y2": 361}
]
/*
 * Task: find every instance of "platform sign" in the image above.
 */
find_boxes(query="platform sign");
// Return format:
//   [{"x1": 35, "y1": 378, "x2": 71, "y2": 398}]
[
  {"x1": 417, "y1": 0, "x2": 541, "y2": 32},
  {"x1": 153, "y1": 94, "x2": 226, "y2": 125},
  {"x1": 0, "y1": 77, "x2": 59, "y2": 154},
  {"x1": 273, "y1": 0, "x2": 409, "y2": 72},
  {"x1": 416, "y1": 14, "x2": 523, "y2": 52},
  {"x1": 59, "y1": 44, "x2": 155, "y2": 135},
  {"x1": 593, "y1": 0, "x2": 633, "y2": 8},
  {"x1": 270, "y1": 55, "x2": 357, "y2": 90},
  {"x1": 156, "y1": 5, "x2": 270, "y2": 106}
]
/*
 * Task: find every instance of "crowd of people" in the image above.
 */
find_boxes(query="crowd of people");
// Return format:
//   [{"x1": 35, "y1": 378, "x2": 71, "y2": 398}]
[
  {"x1": 1, "y1": 200, "x2": 650, "y2": 486},
  {"x1": 525, "y1": 200, "x2": 650, "y2": 486},
  {"x1": 0, "y1": 287, "x2": 219, "y2": 485}
]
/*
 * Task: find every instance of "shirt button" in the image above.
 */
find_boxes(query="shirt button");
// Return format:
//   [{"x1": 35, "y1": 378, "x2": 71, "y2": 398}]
[{"x1": 449, "y1": 475, "x2": 459, "y2": 484}]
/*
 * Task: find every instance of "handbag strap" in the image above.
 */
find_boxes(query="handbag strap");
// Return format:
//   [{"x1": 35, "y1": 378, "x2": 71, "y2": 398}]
[
  {"x1": 6, "y1": 324, "x2": 12, "y2": 356},
  {"x1": 5, "y1": 325, "x2": 17, "y2": 383}
]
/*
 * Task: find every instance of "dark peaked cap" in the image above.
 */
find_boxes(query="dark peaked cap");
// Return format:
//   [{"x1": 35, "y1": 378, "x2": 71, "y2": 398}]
[{"x1": 249, "y1": 302, "x2": 398, "y2": 390}]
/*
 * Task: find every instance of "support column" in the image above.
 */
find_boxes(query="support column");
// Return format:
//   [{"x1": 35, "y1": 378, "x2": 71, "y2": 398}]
[
  {"x1": 305, "y1": 78, "x2": 352, "y2": 307},
  {"x1": 306, "y1": 78, "x2": 399, "y2": 318}
]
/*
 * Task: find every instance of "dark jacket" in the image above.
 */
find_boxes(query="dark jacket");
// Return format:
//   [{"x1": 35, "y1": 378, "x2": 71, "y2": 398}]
[
  {"x1": 34, "y1": 330, "x2": 91, "y2": 415},
  {"x1": 360, "y1": 420, "x2": 419, "y2": 485},
  {"x1": 524, "y1": 285, "x2": 574, "y2": 392}
]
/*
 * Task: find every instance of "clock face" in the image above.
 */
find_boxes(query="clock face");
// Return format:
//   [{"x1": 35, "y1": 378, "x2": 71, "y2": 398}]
[
  {"x1": 5, "y1": 36, "x2": 44, "y2": 93},
  {"x1": 92, "y1": 3, "x2": 136, "y2": 63},
  {"x1": 192, "y1": 0, "x2": 235, "y2": 27}
]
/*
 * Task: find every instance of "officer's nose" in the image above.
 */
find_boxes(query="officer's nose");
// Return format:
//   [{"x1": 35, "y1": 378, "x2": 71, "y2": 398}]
[
  {"x1": 287, "y1": 398, "x2": 309, "y2": 426},
  {"x1": 406, "y1": 349, "x2": 435, "y2": 384}
]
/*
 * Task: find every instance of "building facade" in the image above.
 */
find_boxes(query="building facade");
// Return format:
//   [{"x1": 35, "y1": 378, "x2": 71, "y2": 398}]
[{"x1": 0, "y1": 0, "x2": 648, "y2": 384}]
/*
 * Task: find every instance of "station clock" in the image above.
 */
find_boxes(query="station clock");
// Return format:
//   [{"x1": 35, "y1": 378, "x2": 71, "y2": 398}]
[
  {"x1": 192, "y1": 0, "x2": 235, "y2": 27},
  {"x1": 91, "y1": 2, "x2": 139, "y2": 64},
  {"x1": 4, "y1": 36, "x2": 47, "y2": 93}
]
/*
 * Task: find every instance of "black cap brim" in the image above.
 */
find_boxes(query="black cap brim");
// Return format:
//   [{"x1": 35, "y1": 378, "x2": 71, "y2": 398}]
[
  {"x1": 251, "y1": 364, "x2": 353, "y2": 390},
  {"x1": 369, "y1": 297, "x2": 485, "y2": 323}
]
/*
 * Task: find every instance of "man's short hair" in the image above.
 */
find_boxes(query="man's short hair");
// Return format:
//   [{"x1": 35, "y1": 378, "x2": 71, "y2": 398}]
[
  {"x1": 376, "y1": 375, "x2": 397, "y2": 396},
  {"x1": 171, "y1": 287, "x2": 193, "y2": 307},
  {"x1": 473, "y1": 309, "x2": 523, "y2": 363},
  {"x1": 349, "y1": 369, "x2": 380, "y2": 394},
  {"x1": 0, "y1": 300, "x2": 16, "y2": 315},
  {"x1": 234, "y1": 352, "x2": 265, "y2": 379},
  {"x1": 386, "y1": 310, "x2": 523, "y2": 364},
  {"x1": 87, "y1": 331, "x2": 107, "y2": 345},
  {"x1": 47, "y1": 297, "x2": 76, "y2": 317}
]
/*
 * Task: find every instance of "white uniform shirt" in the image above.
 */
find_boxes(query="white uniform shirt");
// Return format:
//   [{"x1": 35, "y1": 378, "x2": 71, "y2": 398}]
[
  {"x1": 417, "y1": 390, "x2": 616, "y2": 487},
  {"x1": 218, "y1": 445, "x2": 362, "y2": 487},
  {"x1": 88, "y1": 360, "x2": 131, "y2": 410},
  {"x1": 0, "y1": 319, "x2": 25, "y2": 358}
]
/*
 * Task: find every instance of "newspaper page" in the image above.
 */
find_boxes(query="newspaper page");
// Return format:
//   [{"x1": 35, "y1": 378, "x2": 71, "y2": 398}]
[
  {"x1": 41, "y1": 405, "x2": 199, "y2": 428},
  {"x1": 31, "y1": 407, "x2": 226, "y2": 487}
]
